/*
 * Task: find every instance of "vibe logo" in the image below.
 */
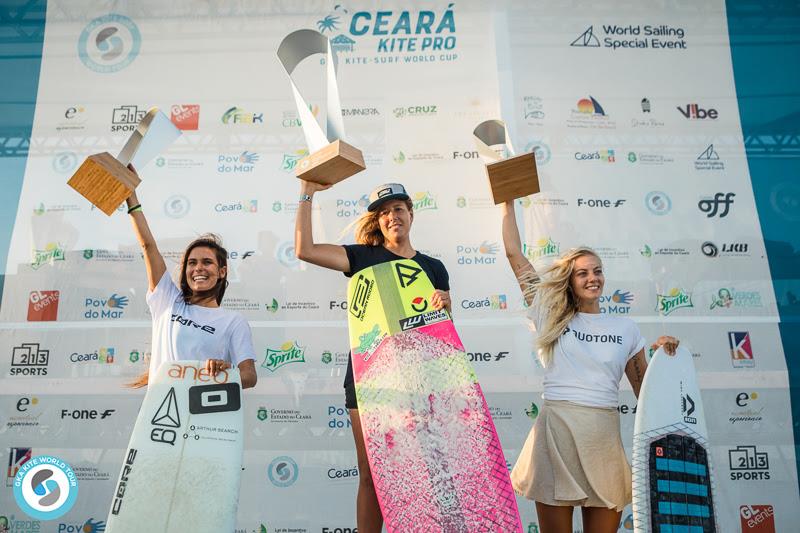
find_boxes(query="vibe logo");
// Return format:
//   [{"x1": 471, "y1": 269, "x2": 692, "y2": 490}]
[
  {"x1": 698, "y1": 192, "x2": 735, "y2": 218},
  {"x1": 78, "y1": 14, "x2": 141, "y2": 73},
  {"x1": 677, "y1": 103, "x2": 718, "y2": 120},
  {"x1": 13, "y1": 454, "x2": 78, "y2": 520},
  {"x1": 267, "y1": 456, "x2": 299, "y2": 487}
]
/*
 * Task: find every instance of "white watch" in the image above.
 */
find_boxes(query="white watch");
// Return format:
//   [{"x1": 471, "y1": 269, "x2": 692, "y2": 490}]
[{"x1": 298, "y1": 194, "x2": 312, "y2": 203}]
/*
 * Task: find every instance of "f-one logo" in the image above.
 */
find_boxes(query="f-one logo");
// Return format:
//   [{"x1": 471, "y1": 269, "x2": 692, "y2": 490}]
[
  {"x1": 349, "y1": 274, "x2": 374, "y2": 321},
  {"x1": 150, "y1": 387, "x2": 181, "y2": 446},
  {"x1": 322, "y1": 529, "x2": 358, "y2": 533},
  {"x1": 111, "y1": 448, "x2": 137, "y2": 515}
]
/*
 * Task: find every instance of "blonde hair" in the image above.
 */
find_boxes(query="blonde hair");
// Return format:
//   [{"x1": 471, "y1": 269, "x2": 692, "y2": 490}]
[
  {"x1": 353, "y1": 198, "x2": 413, "y2": 245},
  {"x1": 528, "y1": 246, "x2": 601, "y2": 367}
]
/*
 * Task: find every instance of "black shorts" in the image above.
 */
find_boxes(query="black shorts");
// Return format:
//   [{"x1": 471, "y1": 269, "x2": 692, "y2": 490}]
[{"x1": 344, "y1": 353, "x2": 358, "y2": 409}]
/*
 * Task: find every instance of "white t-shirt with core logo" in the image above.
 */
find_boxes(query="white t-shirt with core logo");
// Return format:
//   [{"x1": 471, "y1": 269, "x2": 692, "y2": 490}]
[
  {"x1": 532, "y1": 300, "x2": 645, "y2": 408},
  {"x1": 146, "y1": 271, "x2": 255, "y2": 383}
]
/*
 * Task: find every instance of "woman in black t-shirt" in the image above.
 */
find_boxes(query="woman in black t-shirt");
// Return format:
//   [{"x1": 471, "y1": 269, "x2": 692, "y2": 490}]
[{"x1": 295, "y1": 180, "x2": 451, "y2": 532}]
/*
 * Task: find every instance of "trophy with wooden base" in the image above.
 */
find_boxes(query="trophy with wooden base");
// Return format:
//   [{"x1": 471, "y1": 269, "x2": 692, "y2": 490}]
[
  {"x1": 473, "y1": 119, "x2": 539, "y2": 204},
  {"x1": 277, "y1": 29, "x2": 365, "y2": 185},
  {"x1": 67, "y1": 108, "x2": 181, "y2": 215}
]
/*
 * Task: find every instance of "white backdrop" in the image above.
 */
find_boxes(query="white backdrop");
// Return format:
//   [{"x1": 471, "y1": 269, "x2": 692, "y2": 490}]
[{"x1": 0, "y1": 1, "x2": 796, "y2": 532}]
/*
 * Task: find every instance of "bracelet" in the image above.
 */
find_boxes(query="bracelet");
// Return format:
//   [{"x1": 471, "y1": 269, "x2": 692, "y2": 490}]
[
  {"x1": 298, "y1": 194, "x2": 312, "y2": 203},
  {"x1": 127, "y1": 204, "x2": 142, "y2": 214}
]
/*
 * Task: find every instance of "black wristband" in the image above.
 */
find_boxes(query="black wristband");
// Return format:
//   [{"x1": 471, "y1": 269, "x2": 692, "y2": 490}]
[{"x1": 127, "y1": 204, "x2": 142, "y2": 214}]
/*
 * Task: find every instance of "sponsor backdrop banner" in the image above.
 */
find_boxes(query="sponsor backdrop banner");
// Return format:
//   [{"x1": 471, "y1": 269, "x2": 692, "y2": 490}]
[{"x1": 1, "y1": 1, "x2": 797, "y2": 531}]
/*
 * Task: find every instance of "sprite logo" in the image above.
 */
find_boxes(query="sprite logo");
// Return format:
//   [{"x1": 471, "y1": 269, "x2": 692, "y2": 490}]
[
  {"x1": 656, "y1": 288, "x2": 693, "y2": 315},
  {"x1": 257, "y1": 406, "x2": 268, "y2": 421},
  {"x1": 266, "y1": 299, "x2": 279, "y2": 313},
  {"x1": 357, "y1": 325, "x2": 381, "y2": 354},
  {"x1": 261, "y1": 341, "x2": 306, "y2": 372},
  {"x1": 31, "y1": 243, "x2": 66, "y2": 269},
  {"x1": 412, "y1": 191, "x2": 437, "y2": 211},
  {"x1": 525, "y1": 402, "x2": 539, "y2": 420},
  {"x1": 523, "y1": 238, "x2": 559, "y2": 262},
  {"x1": 321, "y1": 350, "x2": 332, "y2": 364},
  {"x1": 280, "y1": 149, "x2": 308, "y2": 172}
]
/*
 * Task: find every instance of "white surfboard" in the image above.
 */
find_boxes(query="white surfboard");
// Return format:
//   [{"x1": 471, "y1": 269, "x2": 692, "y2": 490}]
[
  {"x1": 632, "y1": 346, "x2": 718, "y2": 532},
  {"x1": 106, "y1": 361, "x2": 244, "y2": 533}
]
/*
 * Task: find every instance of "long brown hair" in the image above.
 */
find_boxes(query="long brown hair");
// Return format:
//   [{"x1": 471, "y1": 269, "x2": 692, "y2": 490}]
[
  {"x1": 353, "y1": 198, "x2": 414, "y2": 245},
  {"x1": 529, "y1": 246, "x2": 601, "y2": 367},
  {"x1": 127, "y1": 234, "x2": 229, "y2": 388}
]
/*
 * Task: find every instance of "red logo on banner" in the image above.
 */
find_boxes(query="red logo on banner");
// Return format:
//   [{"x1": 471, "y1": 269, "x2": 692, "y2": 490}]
[
  {"x1": 27, "y1": 290, "x2": 59, "y2": 321},
  {"x1": 740, "y1": 505, "x2": 775, "y2": 532},
  {"x1": 170, "y1": 104, "x2": 200, "y2": 130}
]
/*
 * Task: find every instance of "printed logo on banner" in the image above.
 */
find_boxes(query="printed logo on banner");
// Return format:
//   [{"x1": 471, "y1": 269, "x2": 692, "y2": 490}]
[
  {"x1": 576, "y1": 198, "x2": 625, "y2": 207},
  {"x1": 327, "y1": 466, "x2": 359, "y2": 482},
  {"x1": 631, "y1": 98, "x2": 665, "y2": 128},
  {"x1": 262, "y1": 341, "x2": 306, "y2": 373},
  {"x1": 525, "y1": 402, "x2": 539, "y2": 420},
  {"x1": 701, "y1": 241, "x2": 749, "y2": 257},
  {"x1": 523, "y1": 238, "x2": 560, "y2": 262},
  {"x1": 280, "y1": 149, "x2": 309, "y2": 172},
  {"x1": 456, "y1": 241, "x2": 498, "y2": 265},
  {"x1": 267, "y1": 456, "x2": 299, "y2": 488},
  {"x1": 281, "y1": 105, "x2": 320, "y2": 128},
  {"x1": 570, "y1": 24, "x2": 687, "y2": 50},
  {"x1": 150, "y1": 387, "x2": 181, "y2": 446},
  {"x1": 524, "y1": 140, "x2": 551, "y2": 166},
  {"x1": 78, "y1": 14, "x2": 141, "y2": 73},
  {"x1": 644, "y1": 191, "x2": 671, "y2": 215},
  {"x1": 10, "y1": 344, "x2": 49, "y2": 376},
  {"x1": 60, "y1": 408, "x2": 115, "y2": 421},
  {"x1": 70, "y1": 347, "x2": 115, "y2": 364},
  {"x1": 574, "y1": 149, "x2": 615, "y2": 163},
  {"x1": 217, "y1": 151, "x2": 259, "y2": 173},
  {"x1": 567, "y1": 96, "x2": 616, "y2": 129},
  {"x1": 12, "y1": 454, "x2": 79, "y2": 520},
  {"x1": 257, "y1": 406, "x2": 312, "y2": 423},
  {"x1": 729, "y1": 445, "x2": 770, "y2": 480},
  {"x1": 52, "y1": 152, "x2": 78, "y2": 174},
  {"x1": 8, "y1": 397, "x2": 42, "y2": 430},
  {"x1": 695, "y1": 144, "x2": 725, "y2": 171},
  {"x1": 110, "y1": 105, "x2": 146, "y2": 133},
  {"x1": 460, "y1": 294, "x2": 507, "y2": 311},
  {"x1": 393, "y1": 105, "x2": 437, "y2": 118},
  {"x1": 7, "y1": 447, "x2": 33, "y2": 486},
  {"x1": 698, "y1": 192, "x2": 735, "y2": 218},
  {"x1": 709, "y1": 288, "x2": 763, "y2": 310},
  {"x1": 221, "y1": 106, "x2": 263, "y2": 125},
  {"x1": 452, "y1": 150, "x2": 479, "y2": 159},
  {"x1": 213, "y1": 200, "x2": 258, "y2": 214},
  {"x1": 28, "y1": 290, "x2": 59, "y2": 321},
  {"x1": 412, "y1": 191, "x2": 438, "y2": 211},
  {"x1": 678, "y1": 103, "x2": 718, "y2": 120},
  {"x1": 31, "y1": 243, "x2": 66, "y2": 270},
  {"x1": 730, "y1": 391, "x2": 764, "y2": 426},
  {"x1": 57, "y1": 106, "x2": 88, "y2": 131},
  {"x1": 322, "y1": 4, "x2": 458, "y2": 61},
  {"x1": 275, "y1": 241, "x2": 300, "y2": 269},
  {"x1": 728, "y1": 331, "x2": 755, "y2": 368},
  {"x1": 164, "y1": 195, "x2": 191, "y2": 218},
  {"x1": 522, "y1": 95, "x2": 545, "y2": 122},
  {"x1": 656, "y1": 288, "x2": 692, "y2": 316},
  {"x1": 328, "y1": 405, "x2": 353, "y2": 429},
  {"x1": 170, "y1": 104, "x2": 200, "y2": 130},
  {"x1": 83, "y1": 293, "x2": 128, "y2": 320},
  {"x1": 740, "y1": 505, "x2": 775, "y2": 532},
  {"x1": 56, "y1": 518, "x2": 106, "y2": 532},
  {"x1": 600, "y1": 290, "x2": 633, "y2": 314},
  {"x1": 640, "y1": 244, "x2": 689, "y2": 258},
  {"x1": 335, "y1": 194, "x2": 370, "y2": 217}
]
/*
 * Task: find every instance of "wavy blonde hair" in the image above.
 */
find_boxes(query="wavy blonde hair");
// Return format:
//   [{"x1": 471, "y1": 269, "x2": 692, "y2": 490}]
[
  {"x1": 526, "y1": 246, "x2": 601, "y2": 367},
  {"x1": 353, "y1": 199, "x2": 414, "y2": 245}
]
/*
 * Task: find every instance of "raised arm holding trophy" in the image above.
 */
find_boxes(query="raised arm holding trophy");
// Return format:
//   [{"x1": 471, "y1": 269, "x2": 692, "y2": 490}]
[
  {"x1": 67, "y1": 107, "x2": 182, "y2": 215},
  {"x1": 472, "y1": 119, "x2": 539, "y2": 204},
  {"x1": 277, "y1": 28, "x2": 366, "y2": 186}
]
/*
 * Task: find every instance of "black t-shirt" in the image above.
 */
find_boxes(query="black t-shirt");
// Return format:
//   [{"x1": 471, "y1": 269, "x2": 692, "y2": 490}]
[{"x1": 342, "y1": 244, "x2": 450, "y2": 388}]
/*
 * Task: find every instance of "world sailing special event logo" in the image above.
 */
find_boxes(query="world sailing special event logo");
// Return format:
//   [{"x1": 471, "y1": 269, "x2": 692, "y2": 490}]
[
  {"x1": 570, "y1": 24, "x2": 687, "y2": 50},
  {"x1": 13, "y1": 454, "x2": 78, "y2": 520},
  {"x1": 78, "y1": 14, "x2": 141, "y2": 73},
  {"x1": 317, "y1": 3, "x2": 458, "y2": 63},
  {"x1": 262, "y1": 341, "x2": 306, "y2": 372}
]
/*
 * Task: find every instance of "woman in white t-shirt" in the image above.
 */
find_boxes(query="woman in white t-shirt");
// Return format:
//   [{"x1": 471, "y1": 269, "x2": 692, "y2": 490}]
[
  {"x1": 123, "y1": 174, "x2": 257, "y2": 389},
  {"x1": 500, "y1": 200, "x2": 677, "y2": 533}
]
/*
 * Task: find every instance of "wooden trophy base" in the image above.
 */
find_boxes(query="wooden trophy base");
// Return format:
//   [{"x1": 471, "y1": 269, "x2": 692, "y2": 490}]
[
  {"x1": 485, "y1": 152, "x2": 540, "y2": 204},
  {"x1": 295, "y1": 140, "x2": 366, "y2": 185},
  {"x1": 67, "y1": 153, "x2": 141, "y2": 216}
]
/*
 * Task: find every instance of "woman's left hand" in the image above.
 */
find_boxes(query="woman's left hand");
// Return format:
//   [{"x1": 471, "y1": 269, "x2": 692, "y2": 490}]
[
  {"x1": 204, "y1": 358, "x2": 230, "y2": 376},
  {"x1": 651, "y1": 335, "x2": 680, "y2": 356},
  {"x1": 430, "y1": 290, "x2": 451, "y2": 312}
]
